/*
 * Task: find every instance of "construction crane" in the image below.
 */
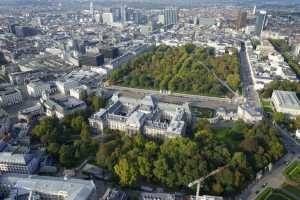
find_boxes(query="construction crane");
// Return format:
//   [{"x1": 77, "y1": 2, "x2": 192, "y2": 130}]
[{"x1": 188, "y1": 165, "x2": 227, "y2": 200}]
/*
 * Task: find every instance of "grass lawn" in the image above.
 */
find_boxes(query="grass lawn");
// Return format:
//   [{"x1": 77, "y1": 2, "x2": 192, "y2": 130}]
[
  {"x1": 282, "y1": 183, "x2": 300, "y2": 198},
  {"x1": 267, "y1": 193, "x2": 294, "y2": 200},
  {"x1": 256, "y1": 188, "x2": 297, "y2": 200},
  {"x1": 191, "y1": 106, "x2": 216, "y2": 118},
  {"x1": 284, "y1": 161, "x2": 300, "y2": 183},
  {"x1": 256, "y1": 187, "x2": 273, "y2": 200},
  {"x1": 261, "y1": 99, "x2": 273, "y2": 113}
]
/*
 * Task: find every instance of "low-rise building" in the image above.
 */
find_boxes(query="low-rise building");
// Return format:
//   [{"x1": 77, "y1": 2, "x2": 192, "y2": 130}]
[
  {"x1": 139, "y1": 192, "x2": 175, "y2": 200},
  {"x1": 0, "y1": 174, "x2": 97, "y2": 200},
  {"x1": 237, "y1": 103, "x2": 263, "y2": 123},
  {"x1": 101, "y1": 188, "x2": 127, "y2": 200},
  {"x1": 41, "y1": 95, "x2": 87, "y2": 119},
  {"x1": 271, "y1": 90, "x2": 300, "y2": 117},
  {"x1": 0, "y1": 87, "x2": 22, "y2": 107},
  {"x1": 56, "y1": 79, "x2": 79, "y2": 95},
  {"x1": 0, "y1": 152, "x2": 39, "y2": 174},
  {"x1": 295, "y1": 129, "x2": 300, "y2": 140},
  {"x1": 27, "y1": 80, "x2": 56, "y2": 97},
  {"x1": 55, "y1": 70, "x2": 102, "y2": 95},
  {"x1": 190, "y1": 196, "x2": 223, "y2": 200},
  {"x1": 89, "y1": 93, "x2": 190, "y2": 138},
  {"x1": 18, "y1": 103, "x2": 44, "y2": 122},
  {"x1": 69, "y1": 85, "x2": 91, "y2": 100},
  {"x1": 0, "y1": 109, "x2": 10, "y2": 137}
]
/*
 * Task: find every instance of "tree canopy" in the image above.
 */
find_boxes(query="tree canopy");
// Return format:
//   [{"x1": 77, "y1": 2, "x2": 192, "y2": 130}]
[
  {"x1": 31, "y1": 94, "x2": 106, "y2": 169},
  {"x1": 109, "y1": 44, "x2": 241, "y2": 97},
  {"x1": 96, "y1": 120, "x2": 284, "y2": 196},
  {"x1": 259, "y1": 80, "x2": 300, "y2": 98}
]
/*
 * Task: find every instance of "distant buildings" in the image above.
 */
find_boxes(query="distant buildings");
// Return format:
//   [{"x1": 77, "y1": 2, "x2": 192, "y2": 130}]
[
  {"x1": 236, "y1": 10, "x2": 247, "y2": 30},
  {"x1": 99, "y1": 47, "x2": 119, "y2": 59},
  {"x1": 255, "y1": 10, "x2": 267, "y2": 37},
  {"x1": 272, "y1": 90, "x2": 300, "y2": 117},
  {"x1": 102, "y1": 12, "x2": 115, "y2": 25},
  {"x1": 9, "y1": 25, "x2": 41, "y2": 37},
  {"x1": 121, "y1": 4, "x2": 127, "y2": 23},
  {"x1": 89, "y1": 93, "x2": 190, "y2": 138},
  {"x1": 79, "y1": 53, "x2": 104, "y2": 66},
  {"x1": 163, "y1": 7, "x2": 178, "y2": 26},
  {"x1": 0, "y1": 87, "x2": 22, "y2": 107},
  {"x1": 0, "y1": 174, "x2": 96, "y2": 200}
]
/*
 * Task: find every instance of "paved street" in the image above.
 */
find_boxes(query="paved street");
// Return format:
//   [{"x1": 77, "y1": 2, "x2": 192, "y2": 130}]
[
  {"x1": 239, "y1": 122, "x2": 300, "y2": 200},
  {"x1": 239, "y1": 43, "x2": 262, "y2": 112},
  {"x1": 238, "y1": 42, "x2": 300, "y2": 200},
  {"x1": 105, "y1": 85, "x2": 238, "y2": 110}
]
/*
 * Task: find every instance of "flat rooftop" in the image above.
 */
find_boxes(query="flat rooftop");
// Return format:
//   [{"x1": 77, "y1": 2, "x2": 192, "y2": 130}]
[
  {"x1": 273, "y1": 90, "x2": 300, "y2": 109},
  {"x1": 0, "y1": 174, "x2": 95, "y2": 200}
]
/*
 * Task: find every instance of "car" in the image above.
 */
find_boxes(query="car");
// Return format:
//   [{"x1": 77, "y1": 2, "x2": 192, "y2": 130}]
[
  {"x1": 262, "y1": 183, "x2": 268, "y2": 188},
  {"x1": 255, "y1": 190, "x2": 260, "y2": 194},
  {"x1": 285, "y1": 161, "x2": 290, "y2": 165}
]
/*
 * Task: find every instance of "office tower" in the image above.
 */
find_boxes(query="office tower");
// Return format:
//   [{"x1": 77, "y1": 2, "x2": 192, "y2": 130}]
[
  {"x1": 8, "y1": 24, "x2": 19, "y2": 34},
  {"x1": 99, "y1": 47, "x2": 119, "y2": 59},
  {"x1": 133, "y1": 11, "x2": 143, "y2": 24},
  {"x1": 193, "y1": 16, "x2": 199, "y2": 25},
  {"x1": 102, "y1": 12, "x2": 114, "y2": 25},
  {"x1": 255, "y1": 10, "x2": 267, "y2": 37},
  {"x1": 253, "y1": 5, "x2": 256, "y2": 15},
  {"x1": 15, "y1": 26, "x2": 40, "y2": 37},
  {"x1": 158, "y1": 14, "x2": 164, "y2": 24},
  {"x1": 121, "y1": 1, "x2": 127, "y2": 23},
  {"x1": 163, "y1": 7, "x2": 178, "y2": 26},
  {"x1": 89, "y1": 1, "x2": 94, "y2": 16},
  {"x1": 236, "y1": 10, "x2": 247, "y2": 30},
  {"x1": 79, "y1": 54, "x2": 104, "y2": 66},
  {"x1": 111, "y1": 7, "x2": 121, "y2": 21}
]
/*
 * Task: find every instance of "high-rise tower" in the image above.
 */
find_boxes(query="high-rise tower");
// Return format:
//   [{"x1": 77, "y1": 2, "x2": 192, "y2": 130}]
[
  {"x1": 163, "y1": 7, "x2": 178, "y2": 26},
  {"x1": 255, "y1": 10, "x2": 267, "y2": 37},
  {"x1": 236, "y1": 10, "x2": 247, "y2": 30}
]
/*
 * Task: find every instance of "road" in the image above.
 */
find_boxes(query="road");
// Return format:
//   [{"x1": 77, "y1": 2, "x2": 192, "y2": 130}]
[
  {"x1": 105, "y1": 85, "x2": 238, "y2": 111},
  {"x1": 238, "y1": 41, "x2": 300, "y2": 200},
  {"x1": 239, "y1": 42, "x2": 262, "y2": 112},
  {"x1": 239, "y1": 122, "x2": 300, "y2": 200}
]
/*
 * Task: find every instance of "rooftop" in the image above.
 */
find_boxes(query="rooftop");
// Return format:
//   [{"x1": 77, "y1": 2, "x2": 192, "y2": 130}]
[
  {"x1": 0, "y1": 174, "x2": 96, "y2": 200},
  {"x1": 0, "y1": 152, "x2": 33, "y2": 165},
  {"x1": 273, "y1": 90, "x2": 300, "y2": 109}
]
